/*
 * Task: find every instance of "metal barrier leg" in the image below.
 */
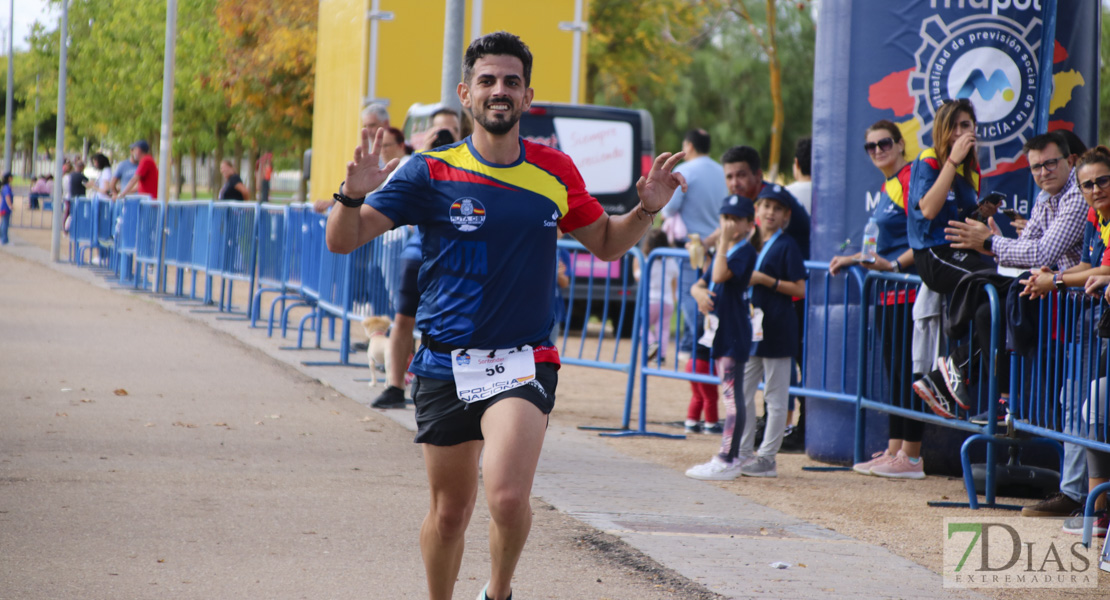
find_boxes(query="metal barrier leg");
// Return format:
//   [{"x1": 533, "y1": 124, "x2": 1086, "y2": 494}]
[
  {"x1": 926, "y1": 434, "x2": 1032, "y2": 511},
  {"x1": 1082, "y1": 482, "x2": 1110, "y2": 548}
]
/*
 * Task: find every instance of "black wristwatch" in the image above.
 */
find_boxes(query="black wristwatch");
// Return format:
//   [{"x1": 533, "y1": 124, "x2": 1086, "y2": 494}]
[
  {"x1": 333, "y1": 181, "x2": 366, "y2": 208},
  {"x1": 982, "y1": 236, "x2": 993, "y2": 252},
  {"x1": 1054, "y1": 273, "x2": 1067, "y2": 291}
]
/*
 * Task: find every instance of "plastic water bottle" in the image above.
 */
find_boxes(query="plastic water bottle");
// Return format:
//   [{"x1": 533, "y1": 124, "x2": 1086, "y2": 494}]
[{"x1": 860, "y1": 218, "x2": 878, "y2": 263}]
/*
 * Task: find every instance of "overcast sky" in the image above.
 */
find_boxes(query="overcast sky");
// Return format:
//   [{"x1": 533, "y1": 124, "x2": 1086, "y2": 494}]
[{"x1": 5, "y1": 0, "x2": 54, "y2": 51}]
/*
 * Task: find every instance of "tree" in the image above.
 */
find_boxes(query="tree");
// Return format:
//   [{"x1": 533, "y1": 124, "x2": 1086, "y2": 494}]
[
  {"x1": 216, "y1": 0, "x2": 317, "y2": 195},
  {"x1": 589, "y1": 1, "x2": 815, "y2": 178},
  {"x1": 587, "y1": 0, "x2": 727, "y2": 106}
]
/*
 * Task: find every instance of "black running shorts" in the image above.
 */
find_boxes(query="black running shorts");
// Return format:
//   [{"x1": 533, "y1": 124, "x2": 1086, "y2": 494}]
[{"x1": 412, "y1": 362, "x2": 558, "y2": 446}]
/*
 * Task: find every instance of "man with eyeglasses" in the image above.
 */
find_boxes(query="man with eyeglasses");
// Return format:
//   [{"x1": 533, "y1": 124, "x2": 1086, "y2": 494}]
[{"x1": 946, "y1": 131, "x2": 1085, "y2": 268}]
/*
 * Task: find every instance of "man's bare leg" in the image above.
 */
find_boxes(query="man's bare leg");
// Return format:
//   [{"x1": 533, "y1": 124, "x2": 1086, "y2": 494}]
[
  {"x1": 421, "y1": 440, "x2": 483, "y2": 600},
  {"x1": 479, "y1": 398, "x2": 548, "y2": 600}
]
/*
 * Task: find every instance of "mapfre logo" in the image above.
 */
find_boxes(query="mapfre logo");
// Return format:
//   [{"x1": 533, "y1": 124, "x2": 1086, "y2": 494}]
[{"x1": 909, "y1": 13, "x2": 1040, "y2": 172}]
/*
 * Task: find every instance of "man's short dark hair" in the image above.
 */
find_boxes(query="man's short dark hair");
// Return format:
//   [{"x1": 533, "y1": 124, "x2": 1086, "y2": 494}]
[
  {"x1": 684, "y1": 129, "x2": 711, "y2": 154},
  {"x1": 1057, "y1": 130, "x2": 1088, "y2": 157},
  {"x1": 431, "y1": 107, "x2": 460, "y2": 122},
  {"x1": 720, "y1": 145, "x2": 761, "y2": 173},
  {"x1": 463, "y1": 31, "x2": 533, "y2": 87},
  {"x1": 1023, "y1": 131, "x2": 1070, "y2": 158},
  {"x1": 794, "y1": 137, "x2": 812, "y2": 177}
]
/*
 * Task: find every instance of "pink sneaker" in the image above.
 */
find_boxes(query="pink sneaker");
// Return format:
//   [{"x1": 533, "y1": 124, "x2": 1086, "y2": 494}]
[
  {"x1": 851, "y1": 450, "x2": 893, "y2": 475},
  {"x1": 870, "y1": 450, "x2": 925, "y2": 479}
]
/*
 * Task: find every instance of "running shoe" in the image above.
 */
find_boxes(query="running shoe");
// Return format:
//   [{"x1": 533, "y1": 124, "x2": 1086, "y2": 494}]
[
  {"x1": 739, "y1": 456, "x2": 778, "y2": 478},
  {"x1": 913, "y1": 371, "x2": 956, "y2": 419},
  {"x1": 938, "y1": 355, "x2": 973, "y2": 410},
  {"x1": 370, "y1": 385, "x2": 407, "y2": 409},
  {"x1": 703, "y1": 422, "x2": 723, "y2": 435},
  {"x1": 1061, "y1": 510, "x2": 1109, "y2": 538},
  {"x1": 870, "y1": 450, "x2": 925, "y2": 479},
  {"x1": 852, "y1": 450, "x2": 893, "y2": 475},
  {"x1": 685, "y1": 456, "x2": 744, "y2": 481}
]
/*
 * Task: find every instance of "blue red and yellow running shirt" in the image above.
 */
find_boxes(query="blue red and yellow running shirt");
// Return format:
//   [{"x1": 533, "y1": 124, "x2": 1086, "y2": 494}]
[
  {"x1": 873, "y1": 163, "x2": 915, "y2": 271},
  {"x1": 1080, "y1": 207, "x2": 1110, "y2": 268},
  {"x1": 368, "y1": 137, "x2": 605, "y2": 380},
  {"x1": 906, "y1": 148, "x2": 980, "y2": 250}
]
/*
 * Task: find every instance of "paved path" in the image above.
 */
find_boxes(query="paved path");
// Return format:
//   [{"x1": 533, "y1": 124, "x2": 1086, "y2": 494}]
[{"x1": 1, "y1": 231, "x2": 984, "y2": 599}]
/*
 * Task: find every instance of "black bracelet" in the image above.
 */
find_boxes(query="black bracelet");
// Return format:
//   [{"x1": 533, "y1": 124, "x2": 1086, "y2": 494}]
[
  {"x1": 772, "y1": 279, "x2": 780, "y2": 291},
  {"x1": 636, "y1": 202, "x2": 660, "y2": 221},
  {"x1": 334, "y1": 180, "x2": 366, "y2": 208}
]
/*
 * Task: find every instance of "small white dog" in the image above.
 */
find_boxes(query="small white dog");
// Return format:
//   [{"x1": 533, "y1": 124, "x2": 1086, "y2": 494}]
[{"x1": 361, "y1": 316, "x2": 392, "y2": 387}]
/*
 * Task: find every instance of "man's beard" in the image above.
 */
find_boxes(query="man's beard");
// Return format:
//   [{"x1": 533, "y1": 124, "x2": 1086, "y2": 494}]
[{"x1": 473, "y1": 99, "x2": 522, "y2": 136}]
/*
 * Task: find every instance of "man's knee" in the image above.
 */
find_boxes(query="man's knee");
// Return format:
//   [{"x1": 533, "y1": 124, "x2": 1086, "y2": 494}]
[
  {"x1": 430, "y1": 497, "x2": 476, "y2": 539},
  {"x1": 486, "y1": 485, "x2": 531, "y2": 525}
]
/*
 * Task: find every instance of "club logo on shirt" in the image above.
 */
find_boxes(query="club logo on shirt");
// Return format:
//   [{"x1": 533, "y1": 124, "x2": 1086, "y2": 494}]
[
  {"x1": 455, "y1": 351, "x2": 471, "y2": 366},
  {"x1": 449, "y1": 197, "x2": 486, "y2": 232}
]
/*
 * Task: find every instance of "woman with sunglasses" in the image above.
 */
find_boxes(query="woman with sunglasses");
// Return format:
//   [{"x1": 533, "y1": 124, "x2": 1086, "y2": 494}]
[
  {"x1": 830, "y1": 120, "x2": 925, "y2": 478},
  {"x1": 906, "y1": 99, "x2": 994, "y2": 294}
]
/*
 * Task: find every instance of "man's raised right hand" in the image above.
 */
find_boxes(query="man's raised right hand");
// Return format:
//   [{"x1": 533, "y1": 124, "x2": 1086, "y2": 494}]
[{"x1": 343, "y1": 127, "x2": 401, "y2": 199}]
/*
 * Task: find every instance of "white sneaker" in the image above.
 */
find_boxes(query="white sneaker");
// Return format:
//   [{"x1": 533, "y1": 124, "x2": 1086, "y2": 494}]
[{"x1": 685, "y1": 456, "x2": 744, "y2": 481}]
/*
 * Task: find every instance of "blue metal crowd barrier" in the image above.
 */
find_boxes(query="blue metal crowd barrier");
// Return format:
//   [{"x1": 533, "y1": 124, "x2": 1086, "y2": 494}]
[
  {"x1": 268, "y1": 204, "x2": 312, "y2": 337},
  {"x1": 69, "y1": 197, "x2": 95, "y2": 265},
  {"x1": 206, "y1": 202, "x2": 260, "y2": 317},
  {"x1": 94, "y1": 199, "x2": 119, "y2": 271},
  {"x1": 852, "y1": 271, "x2": 1022, "y2": 509},
  {"x1": 553, "y1": 239, "x2": 648, "y2": 435},
  {"x1": 16, "y1": 194, "x2": 53, "y2": 229},
  {"x1": 1010, "y1": 288, "x2": 1110, "y2": 543},
  {"x1": 114, "y1": 196, "x2": 144, "y2": 285},
  {"x1": 163, "y1": 200, "x2": 200, "y2": 296},
  {"x1": 304, "y1": 226, "x2": 409, "y2": 368},
  {"x1": 133, "y1": 199, "x2": 165, "y2": 291},
  {"x1": 250, "y1": 204, "x2": 287, "y2": 328},
  {"x1": 629, "y1": 256, "x2": 859, "y2": 440}
]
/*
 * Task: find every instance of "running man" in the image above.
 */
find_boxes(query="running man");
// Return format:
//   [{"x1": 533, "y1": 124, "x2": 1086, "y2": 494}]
[{"x1": 325, "y1": 32, "x2": 686, "y2": 600}]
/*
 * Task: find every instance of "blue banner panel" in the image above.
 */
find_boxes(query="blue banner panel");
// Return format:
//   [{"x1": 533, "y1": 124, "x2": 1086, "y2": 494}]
[{"x1": 812, "y1": 0, "x2": 1099, "y2": 260}]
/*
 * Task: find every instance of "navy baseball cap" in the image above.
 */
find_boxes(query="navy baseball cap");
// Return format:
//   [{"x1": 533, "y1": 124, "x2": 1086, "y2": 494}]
[
  {"x1": 130, "y1": 140, "x2": 150, "y2": 153},
  {"x1": 720, "y1": 194, "x2": 755, "y2": 220},
  {"x1": 757, "y1": 183, "x2": 799, "y2": 211}
]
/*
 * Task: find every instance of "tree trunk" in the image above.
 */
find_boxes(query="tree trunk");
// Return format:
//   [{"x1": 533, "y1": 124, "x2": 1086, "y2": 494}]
[
  {"x1": 174, "y1": 152, "x2": 184, "y2": 200},
  {"x1": 190, "y1": 144, "x2": 198, "y2": 199},
  {"x1": 248, "y1": 147, "x2": 260, "y2": 200},
  {"x1": 214, "y1": 121, "x2": 225, "y2": 198},
  {"x1": 765, "y1": 0, "x2": 783, "y2": 181}
]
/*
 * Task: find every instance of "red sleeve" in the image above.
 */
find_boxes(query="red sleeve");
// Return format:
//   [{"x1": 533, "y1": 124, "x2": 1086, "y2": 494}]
[
  {"x1": 523, "y1": 141, "x2": 605, "y2": 233},
  {"x1": 558, "y1": 172, "x2": 605, "y2": 233}
]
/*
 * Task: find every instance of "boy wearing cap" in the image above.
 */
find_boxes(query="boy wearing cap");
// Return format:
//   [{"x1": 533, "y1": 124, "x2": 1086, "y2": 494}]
[
  {"x1": 737, "y1": 184, "x2": 808, "y2": 478},
  {"x1": 117, "y1": 140, "x2": 159, "y2": 199},
  {"x1": 685, "y1": 195, "x2": 757, "y2": 480}
]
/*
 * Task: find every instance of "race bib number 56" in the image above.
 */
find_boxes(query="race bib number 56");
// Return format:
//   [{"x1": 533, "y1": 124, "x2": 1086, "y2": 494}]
[{"x1": 451, "y1": 345, "x2": 536, "y2": 403}]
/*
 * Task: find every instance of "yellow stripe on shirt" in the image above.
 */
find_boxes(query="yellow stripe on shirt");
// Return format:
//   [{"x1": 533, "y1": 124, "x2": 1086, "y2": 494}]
[{"x1": 424, "y1": 144, "x2": 570, "y2": 217}]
